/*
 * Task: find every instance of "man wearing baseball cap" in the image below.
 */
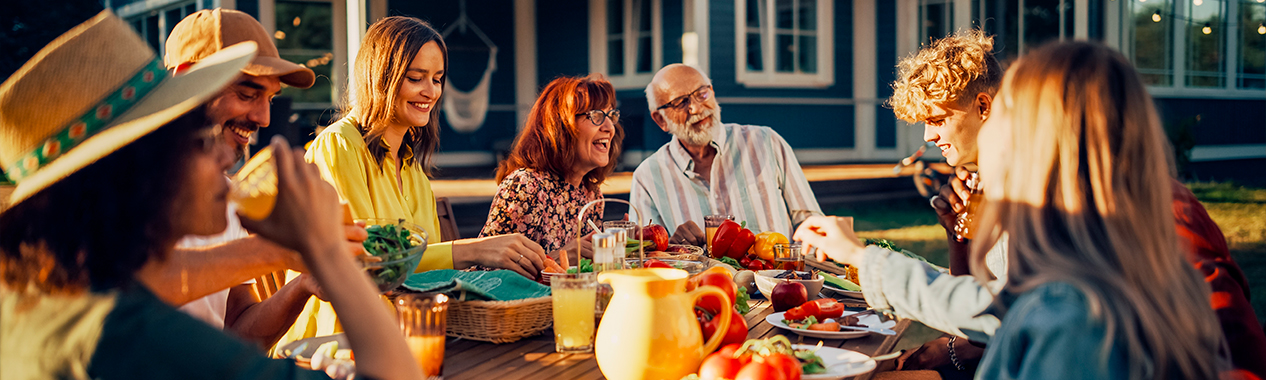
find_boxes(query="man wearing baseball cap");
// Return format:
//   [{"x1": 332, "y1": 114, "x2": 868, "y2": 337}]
[{"x1": 139, "y1": 8, "x2": 356, "y2": 350}]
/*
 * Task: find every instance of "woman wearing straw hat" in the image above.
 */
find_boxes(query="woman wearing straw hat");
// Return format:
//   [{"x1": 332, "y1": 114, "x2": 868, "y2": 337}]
[{"x1": 0, "y1": 12, "x2": 421, "y2": 380}]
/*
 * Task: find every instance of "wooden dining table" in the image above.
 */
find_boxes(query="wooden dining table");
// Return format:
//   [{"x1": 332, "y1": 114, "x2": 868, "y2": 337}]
[{"x1": 438, "y1": 296, "x2": 911, "y2": 380}]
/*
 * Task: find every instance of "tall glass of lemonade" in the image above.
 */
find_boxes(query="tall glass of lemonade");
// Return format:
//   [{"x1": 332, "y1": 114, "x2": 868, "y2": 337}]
[
  {"x1": 550, "y1": 272, "x2": 597, "y2": 353},
  {"x1": 704, "y1": 215, "x2": 734, "y2": 254}
]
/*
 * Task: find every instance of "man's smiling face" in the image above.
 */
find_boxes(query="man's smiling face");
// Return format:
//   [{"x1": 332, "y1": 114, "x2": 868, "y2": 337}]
[{"x1": 204, "y1": 73, "x2": 281, "y2": 161}]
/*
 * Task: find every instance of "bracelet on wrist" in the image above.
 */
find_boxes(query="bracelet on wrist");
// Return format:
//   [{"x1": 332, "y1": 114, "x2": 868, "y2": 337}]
[{"x1": 947, "y1": 335, "x2": 965, "y2": 371}]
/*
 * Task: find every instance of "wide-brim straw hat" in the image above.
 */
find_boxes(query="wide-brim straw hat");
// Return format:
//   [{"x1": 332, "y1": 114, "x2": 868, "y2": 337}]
[{"x1": 0, "y1": 10, "x2": 257, "y2": 206}]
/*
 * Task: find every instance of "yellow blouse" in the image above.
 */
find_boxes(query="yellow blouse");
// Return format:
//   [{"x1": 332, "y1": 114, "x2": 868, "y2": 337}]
[
  {"x1": 273, "y1": 116, "x2": 451, "y2": 356},
  {"x1": 304, "y1": 115, "x2": 454, "y2": 270}
]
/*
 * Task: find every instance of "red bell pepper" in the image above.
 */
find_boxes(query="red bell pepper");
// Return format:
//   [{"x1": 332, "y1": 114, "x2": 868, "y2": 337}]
[{"x1": 710, "y1": 220, "x2": 757, "y2": 260}]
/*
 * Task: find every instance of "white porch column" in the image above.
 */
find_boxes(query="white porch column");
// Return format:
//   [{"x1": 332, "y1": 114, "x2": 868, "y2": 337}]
[
  {"x1": 1074, "y1": 0, "x2": 1089, "y2": 39},
  {"x1": 346, "y1": 0, "x2": 367, "y2": 104},
  {"x1": 514, "y1": 0, "x2": 537, "y2": 129},
  {"x1": 854, "y1": 0, "x2": 877, "y2": 159}
]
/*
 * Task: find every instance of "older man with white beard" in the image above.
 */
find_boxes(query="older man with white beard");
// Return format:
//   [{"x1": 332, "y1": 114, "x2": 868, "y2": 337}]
[{"x1": 629, "y1": 64, "x2": 822, "y2": 244}]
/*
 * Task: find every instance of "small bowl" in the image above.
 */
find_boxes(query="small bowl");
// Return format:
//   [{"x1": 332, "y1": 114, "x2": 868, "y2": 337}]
[
  {"x1": 754, "y1": 270, "x2": 824, "y2": 299},
  {"x1": 359, "y1": 219, "x2": 428, "y2": 293}
]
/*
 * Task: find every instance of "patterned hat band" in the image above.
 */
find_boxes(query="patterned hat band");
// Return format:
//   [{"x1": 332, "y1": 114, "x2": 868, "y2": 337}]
[{"x1": 4, "y1": 58, "x2": 168, "y2": 182}]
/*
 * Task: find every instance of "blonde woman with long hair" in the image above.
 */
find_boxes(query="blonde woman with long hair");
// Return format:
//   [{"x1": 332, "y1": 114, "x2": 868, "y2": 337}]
[{"x1": 797, "y1": 42, "x2": 1227, "y2": 379}]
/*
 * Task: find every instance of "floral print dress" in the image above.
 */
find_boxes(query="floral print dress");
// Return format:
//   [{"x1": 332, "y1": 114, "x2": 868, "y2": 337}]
[{"x1": 480, "y1": 168, "x2": 604, "y2": 253}]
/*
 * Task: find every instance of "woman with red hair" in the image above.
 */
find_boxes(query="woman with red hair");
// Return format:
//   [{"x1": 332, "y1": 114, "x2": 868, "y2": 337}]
[{"x1": 480, "y1": 74, "x2": 624, "y2": 260}]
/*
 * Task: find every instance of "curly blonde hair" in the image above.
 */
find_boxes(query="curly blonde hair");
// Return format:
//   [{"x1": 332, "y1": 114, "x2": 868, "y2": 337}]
[{"x1": 887, "y1": 29, "x2": 1002, "y2": 123}]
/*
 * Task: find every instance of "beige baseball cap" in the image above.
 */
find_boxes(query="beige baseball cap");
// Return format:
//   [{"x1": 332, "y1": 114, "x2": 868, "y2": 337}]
[{"x1": 165, "y1": 8, "x2": 314, "y2": 88}]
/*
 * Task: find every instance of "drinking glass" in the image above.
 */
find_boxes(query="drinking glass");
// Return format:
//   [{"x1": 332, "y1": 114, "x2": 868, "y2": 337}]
[
  {"x1": 703, "y1": 215, "x2": 735, "y2": 253},
  {"x1": 397, "y1": 293, "x2": 449, "y2": 377},
  {"x1": 602, "y1": 220, "x2": 638, "y2": 243},
  {"x1": 773, "y1": 243, "x2": 804, "y2": 272},
  {"x1": 550, "y1": 272, "x2": 597, "y2": 353},
  {"x1": 230, "y1": 146, "x2": 278, "y2": 220}
]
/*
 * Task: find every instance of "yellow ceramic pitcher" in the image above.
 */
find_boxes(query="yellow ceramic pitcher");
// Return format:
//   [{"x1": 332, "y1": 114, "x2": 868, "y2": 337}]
[{"x1": 595, "y1": 268, "x2": 733, "y2": 380}]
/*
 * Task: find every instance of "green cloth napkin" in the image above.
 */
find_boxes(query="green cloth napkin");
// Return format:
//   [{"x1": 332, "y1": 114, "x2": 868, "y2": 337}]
[{"x1": 401, "y1": 270, "x2": 551, "y2": 301}]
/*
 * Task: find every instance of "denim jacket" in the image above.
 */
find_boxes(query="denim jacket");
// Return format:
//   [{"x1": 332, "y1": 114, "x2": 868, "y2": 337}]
[{"x1": 975, "y1": 282, "x2": 1127, "y2": 379}]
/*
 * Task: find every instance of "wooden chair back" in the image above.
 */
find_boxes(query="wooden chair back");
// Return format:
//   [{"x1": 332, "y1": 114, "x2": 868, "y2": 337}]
[
  {"x1": 252, "y1": 270, "x2": 287, "y2": 301},
  {"x1": 436, "y1": 196, "x2": 460, "y2": 242}
]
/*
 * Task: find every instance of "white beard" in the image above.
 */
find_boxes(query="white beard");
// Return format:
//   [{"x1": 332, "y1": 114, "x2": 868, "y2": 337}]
[{"x1": 665, "y1": 107, "x2": 722, "y2": 146}]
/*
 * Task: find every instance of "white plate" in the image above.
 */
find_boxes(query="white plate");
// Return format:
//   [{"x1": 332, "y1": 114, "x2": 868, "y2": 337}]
[
  {"x1": 276, "y1": 333, "x2": 348, "y2": 361},
  {"x1": 822, "y1": 284, "x2": 863, "y2": 299},
  {"x1": 794, "y1": 344, "x2": 877, "y2": 379},
  {"x1": 765, "y1": 311, "x2": 897, "y2": 339}
]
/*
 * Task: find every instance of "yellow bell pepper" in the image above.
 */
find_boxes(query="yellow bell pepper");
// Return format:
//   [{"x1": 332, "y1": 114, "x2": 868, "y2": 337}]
[{"x1": 749, "y1": 231, "x2": 788, "y2": 262}]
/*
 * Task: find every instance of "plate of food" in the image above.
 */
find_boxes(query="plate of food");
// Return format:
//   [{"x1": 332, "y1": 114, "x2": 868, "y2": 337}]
[
  {"x1": 766, "y1": 310, "x2": 897, "y2": 339},
  {"x1": 277, "y1": 333, "x2": 351, "y2": 368},
  {"x1": 793, "y1": 344, "x2": 877, "y2": 379},
  {"x1": 820, "y1": 272, "x2": 863, "y2": 299}
]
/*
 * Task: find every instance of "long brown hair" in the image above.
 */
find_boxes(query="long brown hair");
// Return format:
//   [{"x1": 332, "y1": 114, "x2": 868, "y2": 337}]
[
  {"x1": 971, "y1": 42, "x2": 1225, "y2": 379},
  {"x1": 344, "y1": 16, "x2": 447, "y2": 175},
  {"x1": 496, "y1": 74, "x2": 623, "y2": 192}
]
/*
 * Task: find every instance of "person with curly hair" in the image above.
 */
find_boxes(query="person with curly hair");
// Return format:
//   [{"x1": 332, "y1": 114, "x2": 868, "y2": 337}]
[{"x1": 479, "y1": 74, "x2": 623, "y2": 260}]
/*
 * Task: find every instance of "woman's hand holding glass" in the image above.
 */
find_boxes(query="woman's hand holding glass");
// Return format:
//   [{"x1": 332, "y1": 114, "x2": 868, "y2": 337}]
[{"x1": 793, "y1": 216, "x2": 866, "y2": 266}]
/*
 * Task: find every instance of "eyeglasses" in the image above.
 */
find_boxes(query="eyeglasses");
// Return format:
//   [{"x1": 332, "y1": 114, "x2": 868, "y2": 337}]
[
  {"x1": 655, "y1": 85, "x2": 712, "y2": 112},
  {"x1": 194, "y1": 124, "x2": 224, "y2": 152},
  {"x1": 576, "y1": 109, "x2": 620, "y2": 125}
]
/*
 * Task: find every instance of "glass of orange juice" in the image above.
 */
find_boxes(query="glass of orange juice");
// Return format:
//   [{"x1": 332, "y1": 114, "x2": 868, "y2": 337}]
[
  {"x1": 230, "y1": 146, "x2": 278, "y2": 220},
  {"x1": 396, "y1": 293, "x2": 449, "y2": 377},
  {"x1": 550, "y1": 272, "x2": 597, "y2": 353},
  {"x1": 703, "y1": 215, "x2": 734, "y2": 253}
]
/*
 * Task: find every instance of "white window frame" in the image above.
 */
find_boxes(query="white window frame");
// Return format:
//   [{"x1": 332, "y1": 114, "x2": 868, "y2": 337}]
[
  {"x1": 117, "y1": 0, "x2": 199, "y2": 57},
  {"x1": 590, "y1": 0, "x2": 663, "y2": 90},
  {"x1": 1120, "y1": 0, "x2": 1266, "y2": 99},
  {"x1": 734, "y1": 0, "x2": 834, "y2": 88}
]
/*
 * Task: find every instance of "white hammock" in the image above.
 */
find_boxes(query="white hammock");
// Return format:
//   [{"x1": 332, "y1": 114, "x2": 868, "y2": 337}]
[{"x1": 442, "y1": 1, "x2": 498, "y2": 133}]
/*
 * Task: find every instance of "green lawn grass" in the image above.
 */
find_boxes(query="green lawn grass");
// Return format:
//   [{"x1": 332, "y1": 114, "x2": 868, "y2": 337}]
[{"x1": 825, "y1": 182, "x2": 1266, "y2": 324}]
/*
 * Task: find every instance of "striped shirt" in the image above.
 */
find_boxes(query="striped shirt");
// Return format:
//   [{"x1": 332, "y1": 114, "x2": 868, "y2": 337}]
[{"x1": 628, "y1": 123, "x2": 823, "y2": 237}]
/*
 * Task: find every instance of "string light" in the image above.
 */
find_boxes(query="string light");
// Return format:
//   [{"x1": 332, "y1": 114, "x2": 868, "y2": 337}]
[
  {"x1": 1259, "y1": 23, "x2": 1266, "y2": 35},
  {"x1": 1193, "y1": 0, "x2": 1203, "y2": 5},
  {"x1": 1202, "y1": 23, "x2": 1212, "y2": 35},
  {"x1": 1153, "y1": 11, "x2": 1162, "y2": 22}
]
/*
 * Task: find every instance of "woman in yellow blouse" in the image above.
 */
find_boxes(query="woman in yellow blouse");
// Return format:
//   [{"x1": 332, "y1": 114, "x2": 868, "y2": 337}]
[{"x1": 305, "y1": 16, "x2": 549, "y2": 278}]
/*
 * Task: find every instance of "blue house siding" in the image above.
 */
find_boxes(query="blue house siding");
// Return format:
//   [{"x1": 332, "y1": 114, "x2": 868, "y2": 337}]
[
  {"x1": 720, "y1": 104, "x2": 856, "y2": 149},
  {"x1": 391, "y1": 0, "x2": 522, "y2": 153},
  {"x1": 536, "y1": 1, "x2": 590, "y2": 86},
  {"x1": 875, "y1": 0, "x2": 898, "y2": 149},
  {"x1": 1153, "y1": 98, "x2": 1266, "y2": 146}
]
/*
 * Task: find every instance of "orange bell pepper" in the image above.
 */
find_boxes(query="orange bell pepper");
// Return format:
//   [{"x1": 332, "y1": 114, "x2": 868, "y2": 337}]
[{"x1": 749, "y1": 231, "x2": 788, "y2": 262}]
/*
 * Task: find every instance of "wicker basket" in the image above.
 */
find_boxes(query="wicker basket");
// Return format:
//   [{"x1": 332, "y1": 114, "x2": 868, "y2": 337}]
[{"x1": 445, "y1": 295, "x2": 553, "y2": 343}]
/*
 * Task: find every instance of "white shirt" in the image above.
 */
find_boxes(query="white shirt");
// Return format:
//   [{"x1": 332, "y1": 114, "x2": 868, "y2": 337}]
[
  {"x1": 175, "y1": 202, "x2": 252, "y2": 329},
  {"x1": 629, "y1": 123, "x2": 823, "y2": 237}
]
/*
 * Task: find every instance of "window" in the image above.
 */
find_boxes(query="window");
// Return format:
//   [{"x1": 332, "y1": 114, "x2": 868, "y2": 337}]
[
  {"x1": 126, "y1": 1, "x2": 198, "y2": 55},
  {"x1": 274, "y1": 0, "x2": 335, "y2": 105},
  {"x1": 735, "y1": 0, "x2": 833, "y2": 87},
  {"x1": 1239, "y1": 0, "x2": 1266, "y2": 89},
  {"x1": 1187, "y1": 0, "x2": 1227, "y2": 87},
  {"x1": 591, "y1": 0, "x2": 662, "y2": 89},
  {"x1": 1125, "y1": 0, "x2": 1266, "y2": 94},
  {"x1": 1131, "y1": 0, "x2": 1174, "y2": 86}
]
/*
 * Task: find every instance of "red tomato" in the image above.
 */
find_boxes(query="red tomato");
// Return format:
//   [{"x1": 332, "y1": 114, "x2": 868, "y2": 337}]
[
  {"x1": 782, "y1": 301, "x2": 820, "y2": 321},
  {"x1": 715, "y1": 343, "x2": 752, "y2": 365},
  {"x1": 699, "y1": 351, "x2": 743, "y2": 380},
  {"x1": 814, "y1": 299, "x2": 845, "y2": 319},
  {"x1": 735, "y1": 360, "x2": 787, "y2": 380},
  {"x1": 644, "y1": 259, "x2": 673, "y2": 269},
  {"x1": 694, "y1": 273, "x2": 737, "y2": 315},
  {"x1": 760, "y1": 353, "x2": 803, "y2": 380},
  {"x1": 718, "y1": 309, "x2": 749, "y2": 348}
]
